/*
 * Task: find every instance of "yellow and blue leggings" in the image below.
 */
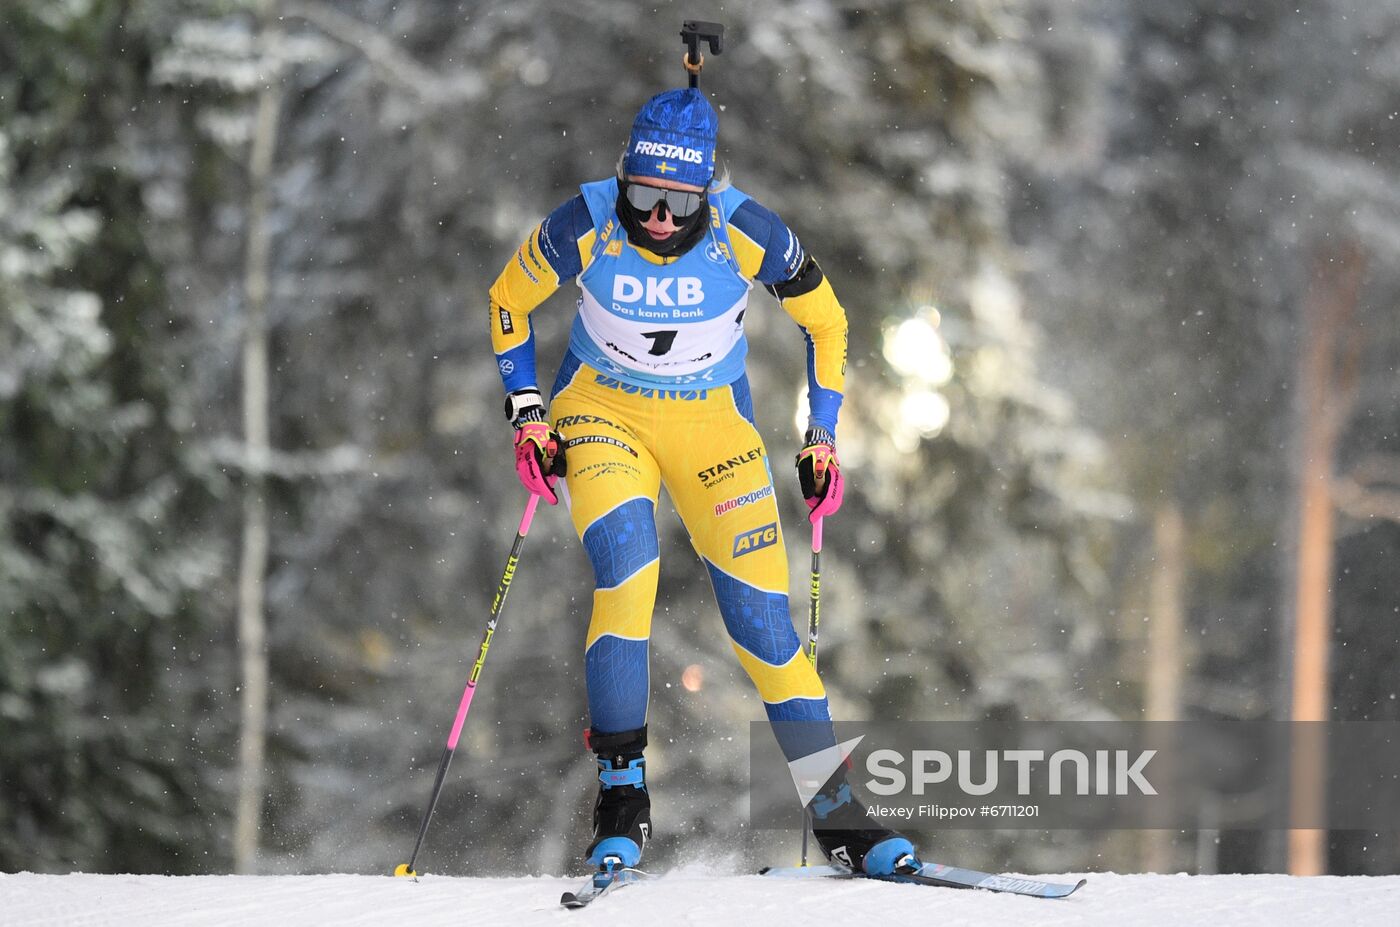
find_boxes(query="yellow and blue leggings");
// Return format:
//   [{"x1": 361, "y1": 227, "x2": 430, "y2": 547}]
[{"x1": 551, "y1": 355, "x2": 835, "y2": 762}]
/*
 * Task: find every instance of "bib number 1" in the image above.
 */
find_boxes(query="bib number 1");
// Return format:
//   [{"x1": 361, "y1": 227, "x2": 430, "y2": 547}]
[{"x1": 641, "y1": 329, "x2": 678, "y2": 356}]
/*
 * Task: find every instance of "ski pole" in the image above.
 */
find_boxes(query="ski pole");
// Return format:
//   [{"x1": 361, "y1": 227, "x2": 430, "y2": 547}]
[
  {"x1": 800, "y1": 515, "x2": 823, "y2": 867},
  {"x1": 394, "y1": 492, "x2": 542, "y2": 878},
  {"x1": 806, "y1": 516, "x2": 823, "y2": 666}
]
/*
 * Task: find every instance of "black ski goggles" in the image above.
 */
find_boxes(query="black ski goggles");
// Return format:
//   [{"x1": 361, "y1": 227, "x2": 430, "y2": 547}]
[{"x1": 622, "y1": 180, "x2": 706, "y2": 218}]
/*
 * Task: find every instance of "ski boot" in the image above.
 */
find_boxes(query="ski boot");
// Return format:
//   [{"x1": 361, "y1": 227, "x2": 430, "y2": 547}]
[
  {"x1": 584, "y1": 726, "x2": 651, "y2": 870},
  {"x1": 810, "y1": 778, "x2": 919, "y2": 876}
]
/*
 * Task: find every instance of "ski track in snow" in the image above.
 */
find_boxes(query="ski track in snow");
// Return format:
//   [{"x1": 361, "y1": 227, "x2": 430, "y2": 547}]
[{"x1": 2, "y1": 870, "x2": 1398, "y2": 926}]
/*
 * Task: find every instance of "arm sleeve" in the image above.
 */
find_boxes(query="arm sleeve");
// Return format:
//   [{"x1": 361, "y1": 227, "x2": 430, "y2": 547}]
[
  {"x1": 488, "y1": 195, "x2": 590, "y2": 394},
  {"x1": 729, "y1": 199, "x2": 848, "y2": 433}
]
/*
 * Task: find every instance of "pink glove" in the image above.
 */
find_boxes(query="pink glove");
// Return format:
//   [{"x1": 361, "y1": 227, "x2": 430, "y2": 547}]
[
  {"x1": 514, "y1": 421, "x2": 565, "y2": 504},
  {"x1": 796, "y1": 428, "x2": 843, "y2": 522}
]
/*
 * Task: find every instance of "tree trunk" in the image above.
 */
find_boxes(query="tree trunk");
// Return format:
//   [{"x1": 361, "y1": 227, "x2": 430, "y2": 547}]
[
  {"x1": 1287, "y1": 240, "x2": 1365, "y2": 876},
  {"x1": 233, "y1": 3, "x2": 282, "y2": 874},
  {"x1": 1143, "y1": 502, "x2": 1185, "y2": 872}
]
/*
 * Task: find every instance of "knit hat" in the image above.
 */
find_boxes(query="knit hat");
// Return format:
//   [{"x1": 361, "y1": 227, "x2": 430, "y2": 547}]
[{"x1": 622, "y1": 88, "x2": 717, "y2": 188}]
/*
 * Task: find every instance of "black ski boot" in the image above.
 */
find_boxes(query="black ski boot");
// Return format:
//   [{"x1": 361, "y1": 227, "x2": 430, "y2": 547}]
[
  {"x1": 584, "y1": 726, "x2": 651, "y2": 869},
  {"x1": 810, "y1": 778, "x2": 919, "y2": 875}
]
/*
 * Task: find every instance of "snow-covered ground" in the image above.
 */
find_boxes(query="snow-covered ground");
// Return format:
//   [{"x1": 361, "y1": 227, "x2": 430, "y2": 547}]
[{"x1": 3, "y1": 869, "x2": 1398, "y2": 926}]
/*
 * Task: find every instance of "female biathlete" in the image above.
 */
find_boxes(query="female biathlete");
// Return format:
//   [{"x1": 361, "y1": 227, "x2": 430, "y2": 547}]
[{"x1": 488, "y1": 86, "x2": 919, "y2": 877}]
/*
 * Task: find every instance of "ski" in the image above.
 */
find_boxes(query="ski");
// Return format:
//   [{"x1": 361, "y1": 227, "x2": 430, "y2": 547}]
[
  {"x1": 759, "y1": 862, "x2": 1085, "y2": 899},
  {"x1": 560, "y1": 866, "x2": 648, "y2": 909}
]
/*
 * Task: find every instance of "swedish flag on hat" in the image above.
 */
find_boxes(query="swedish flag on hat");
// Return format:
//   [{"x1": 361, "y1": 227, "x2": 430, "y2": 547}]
[{"x1": 623, "y1": 88, "x2": 717, "y2": 188}]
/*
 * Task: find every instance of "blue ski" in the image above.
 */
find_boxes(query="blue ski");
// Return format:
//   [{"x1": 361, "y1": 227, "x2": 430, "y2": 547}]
[
  {"x1": 760, "y1": 862, "x2": 1085, "y2": 898},
  {"x1": 560, "y1": 866, "x2": 648, "y2": 909}
]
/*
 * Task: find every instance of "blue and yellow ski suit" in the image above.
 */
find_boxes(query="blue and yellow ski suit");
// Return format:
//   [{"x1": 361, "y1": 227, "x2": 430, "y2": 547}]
[{"x1": 489, "y1": 179, "x2": 847, "y2": 761}]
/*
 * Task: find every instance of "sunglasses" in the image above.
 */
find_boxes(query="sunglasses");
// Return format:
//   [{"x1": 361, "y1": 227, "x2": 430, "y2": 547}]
[{"x1": 623, "y1": 181, "x2": 705, "y2": 218}]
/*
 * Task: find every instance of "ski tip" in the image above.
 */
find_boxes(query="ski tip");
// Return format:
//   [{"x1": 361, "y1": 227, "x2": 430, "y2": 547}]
[
  {"x1": 1038, "y1": 877, "x2": 1087, "y2": 898},
  {"x1": 757, "y1": 866, "x2": 772, "y2": 875},
  {"x1": 561, "y1": 890, "x2": 598, "y2": 909}
]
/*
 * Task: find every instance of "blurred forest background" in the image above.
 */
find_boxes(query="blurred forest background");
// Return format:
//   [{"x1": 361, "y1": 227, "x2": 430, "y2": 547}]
[{"x1": 2, "y1": 0, "x2": 1397, "y2": 879}]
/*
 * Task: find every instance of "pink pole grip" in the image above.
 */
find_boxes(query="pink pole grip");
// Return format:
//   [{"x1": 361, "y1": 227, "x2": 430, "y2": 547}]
[{"x1": 812, "y1": 516, "x2": 823, "y2": 553}]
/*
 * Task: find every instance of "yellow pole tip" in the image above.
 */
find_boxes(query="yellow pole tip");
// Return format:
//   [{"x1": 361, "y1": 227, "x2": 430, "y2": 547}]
[{"x1": 393, "y1": 864, "x2": 417, "y2": 877}]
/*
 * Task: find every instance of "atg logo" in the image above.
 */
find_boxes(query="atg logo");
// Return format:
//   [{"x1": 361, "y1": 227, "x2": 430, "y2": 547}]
[
  {"x1": 733, "y1": 523, "x2": 778, "y2": 557},
  {"x1": 633, "y1": 140, "x2": 705, "y2": 164}
]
